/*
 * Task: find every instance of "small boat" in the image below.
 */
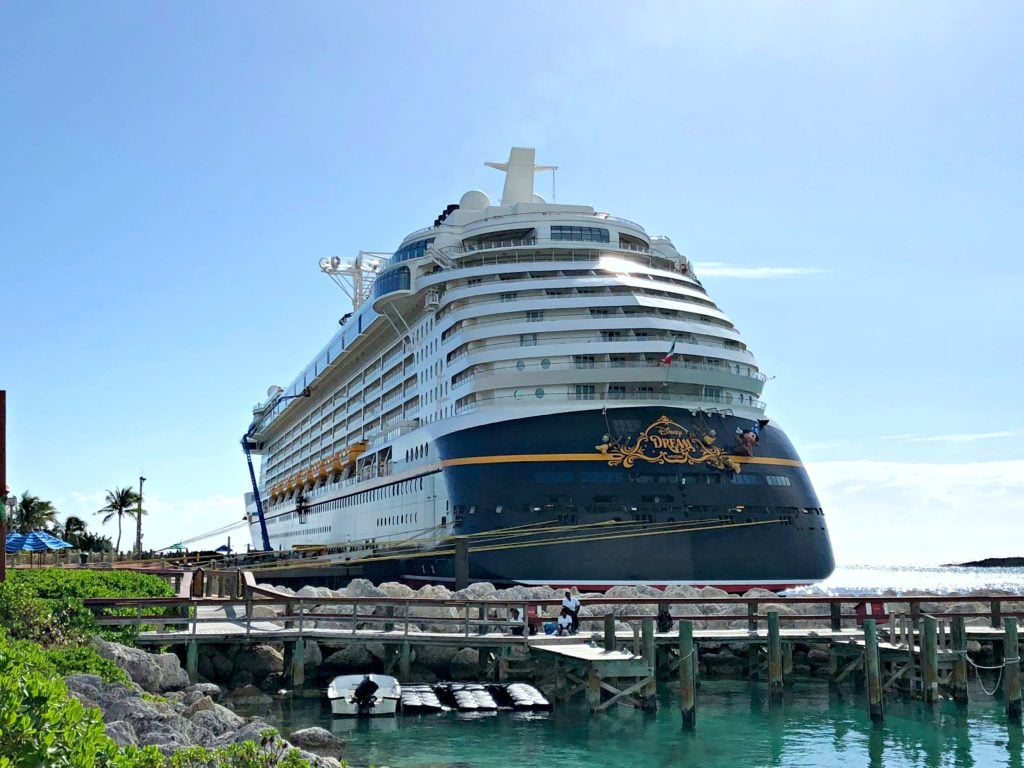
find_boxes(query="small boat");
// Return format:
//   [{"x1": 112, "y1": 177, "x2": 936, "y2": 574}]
[{"x1": 327, "y1": 674, "x2": 402, "y2": 717}]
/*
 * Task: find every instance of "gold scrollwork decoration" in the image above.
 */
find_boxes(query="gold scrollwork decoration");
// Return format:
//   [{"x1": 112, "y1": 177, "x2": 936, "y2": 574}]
[{"x1": 597, "y1": 415, "x2": 740, "y2": 473}]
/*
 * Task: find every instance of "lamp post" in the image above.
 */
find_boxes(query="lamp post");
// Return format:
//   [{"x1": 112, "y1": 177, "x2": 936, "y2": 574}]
[{"x1": 135, "y1": 475, "x2": 145, "y2": 559}]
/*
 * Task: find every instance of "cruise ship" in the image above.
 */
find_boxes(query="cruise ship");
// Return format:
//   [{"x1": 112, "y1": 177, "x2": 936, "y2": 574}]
[{"x1": 241, "y1": 148, "x2": 835, "y2": 591}]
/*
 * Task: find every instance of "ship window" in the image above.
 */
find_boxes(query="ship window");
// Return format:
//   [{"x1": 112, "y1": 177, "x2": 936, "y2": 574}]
[
  {"x1": 535, "y1": 387, "x2": 545, "y2": 399},
  {"x1": 575, "y1": 384, "x2": 595, "y2": 400},
  {"x1": 520, "y1": 334, "x2": 537, "y2": 347},
  {"x1": 526, "y1": 310, "x2": 543, "y2": 322},
  {"x1": 601, "y1": 331, "x2": 622, "y2": 341},
  {"x1": 551, "y1": 225, "x2": 610, "y2": 243},
  {"x1": 766, "y1": 475, "x2": 792, "y2": 487},
  {"x1": 590, "y1": 308, "x2": 608, "y2": 317},
  {"x1": 541, "y1": 358, "x2": 551, "y2": 369},
  {"x1": 732, "y1": 474, "x2": 762, "y2": 485},
  {"x1": 501, "y1": 292, "x2": 517, "y2": 302},
  {"x1": 610, "y1": 357, "x2": 626, "y2": 368},
  {"x1": 574, "y1": 355, "x2": 596, "y2": 369},
  {"x1": 392, "y1": 237, "x2": 435, "y2": 263},
  {"x1": 516, "y1": 360, "x2": 526, "y2": 372}
]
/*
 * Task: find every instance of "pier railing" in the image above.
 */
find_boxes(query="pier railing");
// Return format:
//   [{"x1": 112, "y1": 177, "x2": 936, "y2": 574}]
[{"x1": 82, "y1": 568, "x2": 1024, "y2": 644}]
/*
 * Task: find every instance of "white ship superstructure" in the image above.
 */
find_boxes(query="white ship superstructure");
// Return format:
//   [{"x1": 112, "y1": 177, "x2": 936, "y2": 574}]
[{"x1": 243, "y1": 148, "x2": 833, "y2": 589}]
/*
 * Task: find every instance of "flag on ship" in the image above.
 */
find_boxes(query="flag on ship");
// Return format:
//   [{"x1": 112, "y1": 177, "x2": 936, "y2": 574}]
[{"x1": 661, "y1": 340, "x2": 677, "y2": 365}]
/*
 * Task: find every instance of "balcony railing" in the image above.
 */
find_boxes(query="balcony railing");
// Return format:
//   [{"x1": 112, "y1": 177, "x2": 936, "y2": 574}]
[
  {"x1": 442, "y1": 308, "x2": 737, "y2": 346},
  {"x1": 446, "y1": 332, "x2": 748, "y2": 367},
  {"x1": 450, "y1": 359, "x2": 766, "y2": 389},
  {"x1": 460, "y1": 238, "x2": 537, "y2": 253},
  {"x1": 455, "y1": 390, "x2": 765, "y2": 415}
]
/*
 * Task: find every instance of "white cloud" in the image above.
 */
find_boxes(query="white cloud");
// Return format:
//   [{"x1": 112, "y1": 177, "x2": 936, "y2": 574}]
[
  {"x1": 807, "y1": 459, "x2": 1024, "y2": 567},
  {"x1": 55, "y1": 491, "x2": 247, "y2": 554},
  {"x1": 879, "y1": 432, "x2": 1016, "y2": 444},
  {"x1": 694, "y1": 262, "x2": 825, "y2": 279}
]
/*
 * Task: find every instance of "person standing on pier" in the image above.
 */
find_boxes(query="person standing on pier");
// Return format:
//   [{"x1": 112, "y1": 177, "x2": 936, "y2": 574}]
[{"x1": 562, "y1": 590, "x2": 581, "y2": 634}]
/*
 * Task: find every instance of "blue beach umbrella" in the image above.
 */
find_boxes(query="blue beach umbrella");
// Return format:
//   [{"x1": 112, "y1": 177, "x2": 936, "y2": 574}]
[{"x1": 5, "y1": 530, "x2": 74, "y2": 553}]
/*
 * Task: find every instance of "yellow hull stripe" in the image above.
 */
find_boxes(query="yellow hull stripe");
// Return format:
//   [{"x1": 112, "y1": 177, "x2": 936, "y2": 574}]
[{"x1": 439, "y1": 453, "x2": 803, "y2": 469}]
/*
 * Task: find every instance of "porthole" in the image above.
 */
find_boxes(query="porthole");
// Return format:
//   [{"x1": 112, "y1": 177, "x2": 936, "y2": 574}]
[
  {"x1": 514, "y1": 389, "x2": 523, "y2": 400},
  {"x1": 540, "y1": 359, "x2": 551, "y2": 370},
  {"x1": 535, "y1": 388, "x2": 545, "y2": 399},
  {"x1": 516, "y1": 360, "x2": 526, "y2": 372}
]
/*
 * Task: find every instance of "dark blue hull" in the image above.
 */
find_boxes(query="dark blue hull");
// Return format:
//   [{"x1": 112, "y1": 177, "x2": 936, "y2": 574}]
[{"x1": 383, "y1": 407, "x2": 834, "y2": 591}]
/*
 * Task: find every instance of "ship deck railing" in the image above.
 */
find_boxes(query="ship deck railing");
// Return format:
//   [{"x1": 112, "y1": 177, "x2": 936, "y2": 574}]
[
  {"x1": 454, "y1": 390, "x2": 765, "y2": 414},
  {"x1": 451, "y1": 359, "x2": 767, "y2": 387}
]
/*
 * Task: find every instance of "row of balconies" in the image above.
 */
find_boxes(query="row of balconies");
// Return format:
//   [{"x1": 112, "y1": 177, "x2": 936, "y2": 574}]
[{"x1": 454, "y1": 389, "x2": 766, "y2": 415}]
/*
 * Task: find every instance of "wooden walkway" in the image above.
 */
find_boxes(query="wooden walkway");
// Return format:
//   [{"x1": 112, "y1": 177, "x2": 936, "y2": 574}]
[{"x1": 83, "y1": 568, "x2": 1024, "y2": 722}]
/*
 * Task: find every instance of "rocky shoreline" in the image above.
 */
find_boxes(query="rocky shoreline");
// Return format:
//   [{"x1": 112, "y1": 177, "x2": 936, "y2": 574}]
[{"x1": 72, "y1": 639, "x2": 345, "y2": 766}]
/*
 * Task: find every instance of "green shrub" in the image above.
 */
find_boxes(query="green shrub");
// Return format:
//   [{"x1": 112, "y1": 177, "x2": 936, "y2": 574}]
[
  {"x1": 4, "y1": 569, "x2": 176, "y2": 645},
  {"x1": 0, "y1": 632, "x2": 320, "y2": 768},
  {"x1": 170, "y1": 731, "x2": 313, "y2": 768},
  {"x1": 0, "y1": 631, "x2": 121, "y2": 766},
  {"x1": 44, "y1": 644, "x2": 131, "y2": 685},
  {"x1": 0, "y1": 579, "x2": 91, "y2": 646}
]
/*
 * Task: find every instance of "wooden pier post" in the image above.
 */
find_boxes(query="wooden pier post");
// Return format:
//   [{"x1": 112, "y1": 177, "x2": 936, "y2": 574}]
[
  {"x1": 454, "y1": 538, "x2": 469, "y2": 590},
  {"x1": 186, "y1": 639, "x2": 198, "y2": 683},
  {"x1": 1004, "y1": 617, "x2": 1021, "y2": 725},
  {"x1": 951, "y1": 615, "x2": 969, "y2": 707},
  {"x1": 604, "y1": 614, "x2": 616, "y2": 652},
  {"x1": 768, "y1": 611, "x2": 783, "y2": 702},
  {"x1": 922, "y1": 615, "x2": 939, "y2": 704},
  {"x1": 587, "y1": 667, "x2": 601, "y2": 712},
  {"x1": 400, "y1": 640, "x2": 411, "y2": 679},
  {"x1": 864, "y1": 619, "x2": 884, "y2": 724},
  {"x1": 679, "y1": 620, "x2": 696, "y2": 731},
  {"x1": 992, "y1": 600, "x2": 1005, "y2": 663},
  {"x1": 497, "y1": 646, "x2": 508, "y2": 683},
  {"x1": 783, "y1": 642, "x2": 794, "y2": 680},
  {"x1": 641, "y1": 618, "x2": 658, "y2": 713},
  {"x1": 292, "y1": 638, "x2": 306, "y2": 687},
  {"x1": 830, "y1": 603, "x2": 842, "y2": 631}
]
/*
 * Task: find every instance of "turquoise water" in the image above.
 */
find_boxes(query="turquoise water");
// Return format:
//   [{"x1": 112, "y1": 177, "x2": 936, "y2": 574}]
[
  {"x1": 261, "y1": 566, "x2": 1024, "y2": 767},
  {"x1": 268, "y1": 680, "x2": 1022, "y2": 768}
]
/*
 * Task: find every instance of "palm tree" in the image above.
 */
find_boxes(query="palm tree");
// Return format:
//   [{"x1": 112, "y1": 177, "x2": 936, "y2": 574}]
[
  {"x1": 96, "y1": 487, "x2": 140, "y2": 554},
  {"x1": 12, "y1": 491, "x2": 59, "y2": 533},
  {"x1": 78, "y1": 530, "x2": 113, "y2": 553},
  {"x1": 63, "y1": 515, "x2": 88, "y2": 548}
]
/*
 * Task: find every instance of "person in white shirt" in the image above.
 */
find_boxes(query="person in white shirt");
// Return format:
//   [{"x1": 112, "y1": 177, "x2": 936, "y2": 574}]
[
  {"x1": 561, "y1": 590, "x2": 581, "y2": 633},
  {"x1": 508, "y1": 606, "x2": 526, "y2": 636},
  {"x1": 556, "y1": 608, "x2": 573, "y2": 636}
]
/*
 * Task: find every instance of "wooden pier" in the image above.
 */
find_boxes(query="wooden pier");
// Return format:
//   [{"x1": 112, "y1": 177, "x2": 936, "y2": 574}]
[{"x1": 83, "y1": 568, "x2": 1024, "y2": 730}]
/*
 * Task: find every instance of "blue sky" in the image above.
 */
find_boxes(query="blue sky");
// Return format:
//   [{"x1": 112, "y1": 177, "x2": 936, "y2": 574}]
[{"x1": 2, "y1": 2, "x2": 1022, "y2": 565}]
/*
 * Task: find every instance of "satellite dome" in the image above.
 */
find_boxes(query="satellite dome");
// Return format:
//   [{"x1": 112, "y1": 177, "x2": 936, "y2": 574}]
[
  {"x1": 460, "y1": 190, "x2": 490, "y2": 210},
  {"x1": 531, "y1": 194, "x2": 546, "y2": 204}
]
